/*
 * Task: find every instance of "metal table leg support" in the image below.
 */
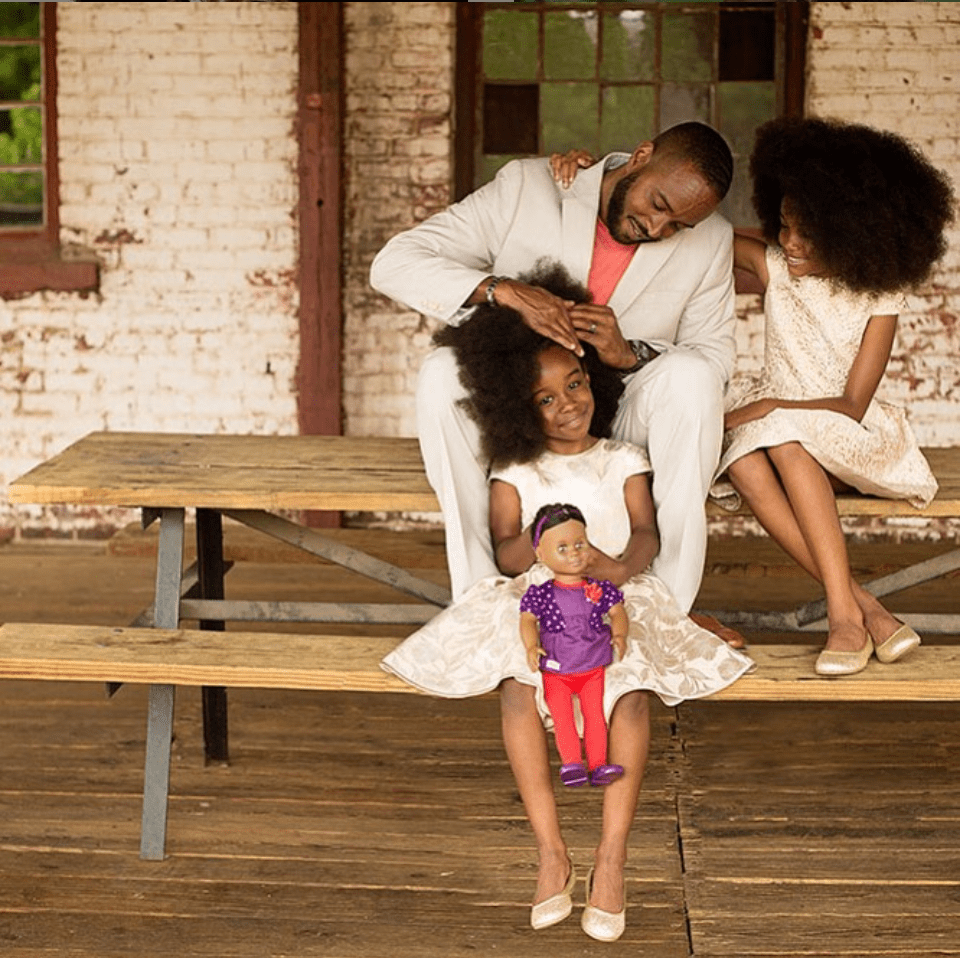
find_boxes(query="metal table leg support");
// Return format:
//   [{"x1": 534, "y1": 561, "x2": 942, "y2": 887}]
[
  {"x1": 197, "y1": 508, "x2": 228, "y2": 765},
  {"x1": 223, "y1": 508, "x2": 451, "y2": 606},
  {"x1": 139, "y1": 507, "x2": 185, "y2": 861},
  {"x1": 699, "y1": 544, "x2": 960, "y2": 635}
]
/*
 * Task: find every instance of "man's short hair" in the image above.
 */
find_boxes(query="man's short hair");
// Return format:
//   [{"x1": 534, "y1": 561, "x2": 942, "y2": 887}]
[{"x1": 652, "y1": 122, "x2": 733, "y2": 200}]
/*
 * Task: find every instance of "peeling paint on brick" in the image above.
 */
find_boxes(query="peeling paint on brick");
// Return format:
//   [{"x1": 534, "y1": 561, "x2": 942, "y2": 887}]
[{"x1": 93, "y1": 228, "x2": 141, "y2": 246}]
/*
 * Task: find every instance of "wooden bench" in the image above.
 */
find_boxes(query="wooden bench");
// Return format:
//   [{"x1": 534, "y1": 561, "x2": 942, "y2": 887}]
[{"x1": 3, "y1": 622, "x2": 960, "y2": 703}]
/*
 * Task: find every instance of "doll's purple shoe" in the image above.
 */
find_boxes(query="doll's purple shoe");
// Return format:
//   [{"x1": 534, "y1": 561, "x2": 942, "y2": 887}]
[
  {"x1": 559, "y1": 762, "x2": 589, "y2": 787},
  {"x1": 589, "y1": 764, "x2": 624, "y2": 787}
]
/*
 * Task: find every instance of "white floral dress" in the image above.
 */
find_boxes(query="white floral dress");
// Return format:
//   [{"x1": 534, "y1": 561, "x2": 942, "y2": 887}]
[
  {"x1": 712, "y1": 246, "x2": 937, "y2": 510},
  {"x1": 381, "y1": 439, "x2": 754, "y2": 727}
]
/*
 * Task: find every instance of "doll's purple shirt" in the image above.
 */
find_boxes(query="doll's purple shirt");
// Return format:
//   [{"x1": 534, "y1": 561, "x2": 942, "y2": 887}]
[{"x1": 520, "y1": 578, "x2": 624, "y2": 674}]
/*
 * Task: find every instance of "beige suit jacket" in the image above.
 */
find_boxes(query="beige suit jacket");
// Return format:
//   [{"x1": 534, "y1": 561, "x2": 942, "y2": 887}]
[{"x1": 370, "y1": 154, "x2": 736, "y2": 383}]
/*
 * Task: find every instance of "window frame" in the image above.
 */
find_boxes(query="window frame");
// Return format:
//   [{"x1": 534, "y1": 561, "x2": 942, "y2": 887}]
[
  {"x1": 454, "y1": 1, "x2": 809, "y2": 204},
  {"x1": 0, "y1": 3, "x2": 98, "y2": 298}
]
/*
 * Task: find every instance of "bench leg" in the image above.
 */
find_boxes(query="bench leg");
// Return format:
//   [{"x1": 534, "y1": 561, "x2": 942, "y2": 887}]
[
  {"x1": 140, "y1": 683, "x2": 176, "y2": 861},
  {"x1": 197, "y1": 508, "x2": 229, "y2": 765},
  {"x1": 139, "y1": 507, "x2": 185, "y2": 860}
]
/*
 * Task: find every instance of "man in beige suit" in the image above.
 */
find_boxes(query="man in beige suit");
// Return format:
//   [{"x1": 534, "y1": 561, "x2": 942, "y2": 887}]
[{"x1": 371, "y1": 123, "x2": 735, "y2": 615}]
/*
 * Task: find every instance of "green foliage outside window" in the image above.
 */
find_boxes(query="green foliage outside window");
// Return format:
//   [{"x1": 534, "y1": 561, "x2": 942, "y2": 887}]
[{"x1": 0, "y1": 1, "x2": 44, "y2": 226}]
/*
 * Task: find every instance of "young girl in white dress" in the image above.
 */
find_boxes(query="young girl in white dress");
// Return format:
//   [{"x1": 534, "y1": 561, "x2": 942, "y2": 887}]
[
  {"x1": 381, "y1": 264, "x2": 753, "y2": 941},
  {"x1": 714, "y1": 116, "x2": 955, "y2": 676}
]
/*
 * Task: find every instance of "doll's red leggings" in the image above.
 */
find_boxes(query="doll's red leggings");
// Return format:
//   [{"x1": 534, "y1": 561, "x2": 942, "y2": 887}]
[{"x1": 542, "y1": 666, "x2": 607, "y2": 769}]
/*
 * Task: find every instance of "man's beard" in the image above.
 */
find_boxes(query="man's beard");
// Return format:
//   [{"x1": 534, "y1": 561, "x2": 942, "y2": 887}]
[{"x1": 604, "y1": 170, "x2": 654, "y2": 245}]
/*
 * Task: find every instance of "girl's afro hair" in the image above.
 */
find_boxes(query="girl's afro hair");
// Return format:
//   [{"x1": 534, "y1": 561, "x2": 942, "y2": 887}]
[
  {"x1": 433, "y1": 260, "x2": 624, "y2": 469},
  {"x1": 750, "y1": 116, "x2": 955, "y2": 294}
]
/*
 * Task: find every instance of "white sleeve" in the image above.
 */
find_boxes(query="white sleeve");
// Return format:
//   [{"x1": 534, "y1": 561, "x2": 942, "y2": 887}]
[
  {"x1": 369, "y1": 160, "x2": 528, "y2": 324},
  {"x1": 609, "y1": 440, "x2": 651, "y2": 479}
]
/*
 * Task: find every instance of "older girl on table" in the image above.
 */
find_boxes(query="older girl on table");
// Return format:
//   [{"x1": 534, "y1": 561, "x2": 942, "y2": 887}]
[{"x1": 715, "y1": 117, "x2": 954, "y2": 676}]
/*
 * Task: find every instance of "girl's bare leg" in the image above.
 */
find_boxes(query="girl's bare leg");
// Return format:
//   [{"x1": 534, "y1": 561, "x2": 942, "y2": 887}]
[
  {"x1": 590, "y1": 691, "x2": 651, "y2": 913},
  {"x1": 729, "y1": 449, "x2": 902, "y2": 644},
  {"x1": 731, "y1": 443, "x2": 862, "y2": 651},
  {"x1": 499, "y1": 678, "x2": 570, "y2": 905}
]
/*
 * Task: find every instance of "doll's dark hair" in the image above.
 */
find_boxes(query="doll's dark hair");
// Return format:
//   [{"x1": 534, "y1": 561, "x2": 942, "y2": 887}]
[
  {"x1": 750, "y1": 116, "x2": 955, "y2": 294},
  {"x1": 433, "y1": 260, "x2": 624, "y2": 469},
  {"x1": 531, "y1": 502, "x2": 587, "y2": 548}
]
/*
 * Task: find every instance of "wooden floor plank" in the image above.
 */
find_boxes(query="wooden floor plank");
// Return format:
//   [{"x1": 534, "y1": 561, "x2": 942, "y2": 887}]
[
  {"x1": 1, "y1": 534, "x2": 959, "y2": 957},
  {"x1": 0, "y1": 908, "x2": 691, "y2": 958},
  {"x1": 676, "y1": 696, "x2": 960, "y2": 956}
]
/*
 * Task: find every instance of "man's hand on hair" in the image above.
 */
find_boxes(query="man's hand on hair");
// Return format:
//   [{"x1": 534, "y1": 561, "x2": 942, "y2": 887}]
[
  {"x1": 494, "y1": 279, "x2": 583, "y2": 357},
  {"x1": 569, "y1": 303, "x2": 633, "y2": 369}
]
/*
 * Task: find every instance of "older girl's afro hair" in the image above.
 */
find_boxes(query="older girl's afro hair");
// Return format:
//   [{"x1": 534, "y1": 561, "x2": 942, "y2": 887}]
[
  {"x1": 750, "y1": 116, "x2": 955, "y2": 294},
  {"x1": 433, "y1": 261, "x2": 624, "y2": 469}
]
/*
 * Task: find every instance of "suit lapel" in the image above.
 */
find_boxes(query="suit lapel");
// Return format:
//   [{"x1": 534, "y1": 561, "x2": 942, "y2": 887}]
[
  {"x1": 607, "y1": 234, "x2": 679, "y2": 316},
  {"x1": 561, "y1": 161, "x2": 606, "y2": 286}
]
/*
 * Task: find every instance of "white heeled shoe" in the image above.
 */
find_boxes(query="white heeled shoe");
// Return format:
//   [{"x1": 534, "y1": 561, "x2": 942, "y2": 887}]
[
  {"x1": 530, "y1": 858, "x2": 576, "y2": 930},
  {"x1": 814, "y1": 634, "x2": 873, "y2": 677},
  {"x1": 581, "y1": 867, "x2": 625, "y2": 942}
]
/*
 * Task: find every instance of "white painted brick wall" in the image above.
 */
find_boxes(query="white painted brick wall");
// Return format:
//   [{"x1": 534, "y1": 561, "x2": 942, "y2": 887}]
[
  {"x1": 4, "y1": 1, "x2": 958, "y2": 542},
  {"x1": 341, "y1": 1, "x2": 454, "y2": 441},
  {"x1": 0, "y1": 1, "x2": 300, "y2": 538}
]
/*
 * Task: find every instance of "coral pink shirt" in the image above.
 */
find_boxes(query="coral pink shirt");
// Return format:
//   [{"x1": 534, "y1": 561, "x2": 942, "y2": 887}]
[{"x1": 587, "y1": 218, "x2": 637, "y2": 306}]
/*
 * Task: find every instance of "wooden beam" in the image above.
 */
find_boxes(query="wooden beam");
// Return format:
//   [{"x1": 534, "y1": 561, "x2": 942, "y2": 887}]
[
  {"x1": 3, "y1": 623, "x2": 960, "y2": 703},
  {"x1": 296, "y1": 2, "x2": 343, "y2": 440}
]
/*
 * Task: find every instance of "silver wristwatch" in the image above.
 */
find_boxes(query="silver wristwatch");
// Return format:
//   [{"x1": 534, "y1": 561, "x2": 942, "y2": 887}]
[{"x1": 621, "y1": 339, "x2": 660, "y2": 375}]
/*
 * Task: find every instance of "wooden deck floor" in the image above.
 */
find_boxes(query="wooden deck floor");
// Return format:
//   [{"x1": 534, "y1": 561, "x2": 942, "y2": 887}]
[{"x1": 1, "y1": 529, "x2": 959, "y2": 957}]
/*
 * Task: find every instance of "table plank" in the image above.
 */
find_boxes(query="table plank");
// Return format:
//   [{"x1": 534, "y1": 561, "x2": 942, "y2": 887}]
[
  {"x1": 8, "y1": 432, "x2": 440, "y2": 512},
  {"x1": 9, "y1": 432, "x2": 960, "y2": 517},
  {"x1": 709, "y1": 643, "x2": 960, "y2": 701},
  {"x1": 0, "y1": 622, "x2": 418, "y2": 694}
]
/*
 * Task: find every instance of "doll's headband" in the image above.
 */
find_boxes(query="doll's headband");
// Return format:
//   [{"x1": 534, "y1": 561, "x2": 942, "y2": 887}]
[{"x1": 531, "y1": 503, "x2": 587, "y2": 548}]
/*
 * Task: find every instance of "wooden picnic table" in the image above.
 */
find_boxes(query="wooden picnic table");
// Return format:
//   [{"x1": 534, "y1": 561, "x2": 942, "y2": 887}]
[
  {"x1": 6, "y1": 431, "x2": 960, "y2": 861},
  {"x1": 7, "y1": 430, "x2": 451, "y2": 860}
]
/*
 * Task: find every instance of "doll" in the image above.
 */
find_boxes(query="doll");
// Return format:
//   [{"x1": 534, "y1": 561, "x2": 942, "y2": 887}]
[{"x1": 520, "y1": 502, "x2": 628, "y2": 787}]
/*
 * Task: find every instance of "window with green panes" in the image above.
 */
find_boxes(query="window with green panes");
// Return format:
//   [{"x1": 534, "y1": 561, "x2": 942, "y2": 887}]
[
  {"x1": 0, "y1": 1, "x2": 44, "y2": 228},
  {"x1": 455, "y1": 1, "x2": 808, "y2": 228}
]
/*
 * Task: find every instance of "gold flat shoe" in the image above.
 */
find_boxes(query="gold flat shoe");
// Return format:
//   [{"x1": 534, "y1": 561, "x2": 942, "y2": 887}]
[
  {"x1": 581, "y1": 867, "x2": 625, "y2": 942},
  {"x1": 873, "y1": 623, "x2": 921, "y2": 664},
  {"x1": 814, "y1": 634, "x2": 873, "y2": 677},
  {"x1": 530, "y1": 858, "x2": 576, "y2": 930}
]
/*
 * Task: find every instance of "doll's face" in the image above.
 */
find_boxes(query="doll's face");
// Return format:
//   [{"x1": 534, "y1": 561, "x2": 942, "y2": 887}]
[
  {"x1": 535, "y1": 518, "x2": 590, "y2": 579},
  {"x1": 779, "y1": 198, "x2": 829, "y2": 279},
  {"x1": 532, "y1": 346, "x2": 595, "y2": 455}
]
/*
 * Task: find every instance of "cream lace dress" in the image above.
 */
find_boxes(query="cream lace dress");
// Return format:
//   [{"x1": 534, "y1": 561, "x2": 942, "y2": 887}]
[
  {"x1": 712, "y1": 246, "x2": 937, "y2": 509},
  {"x1": 381, "y1": 438, "x2": 753, "y2": 726}
]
